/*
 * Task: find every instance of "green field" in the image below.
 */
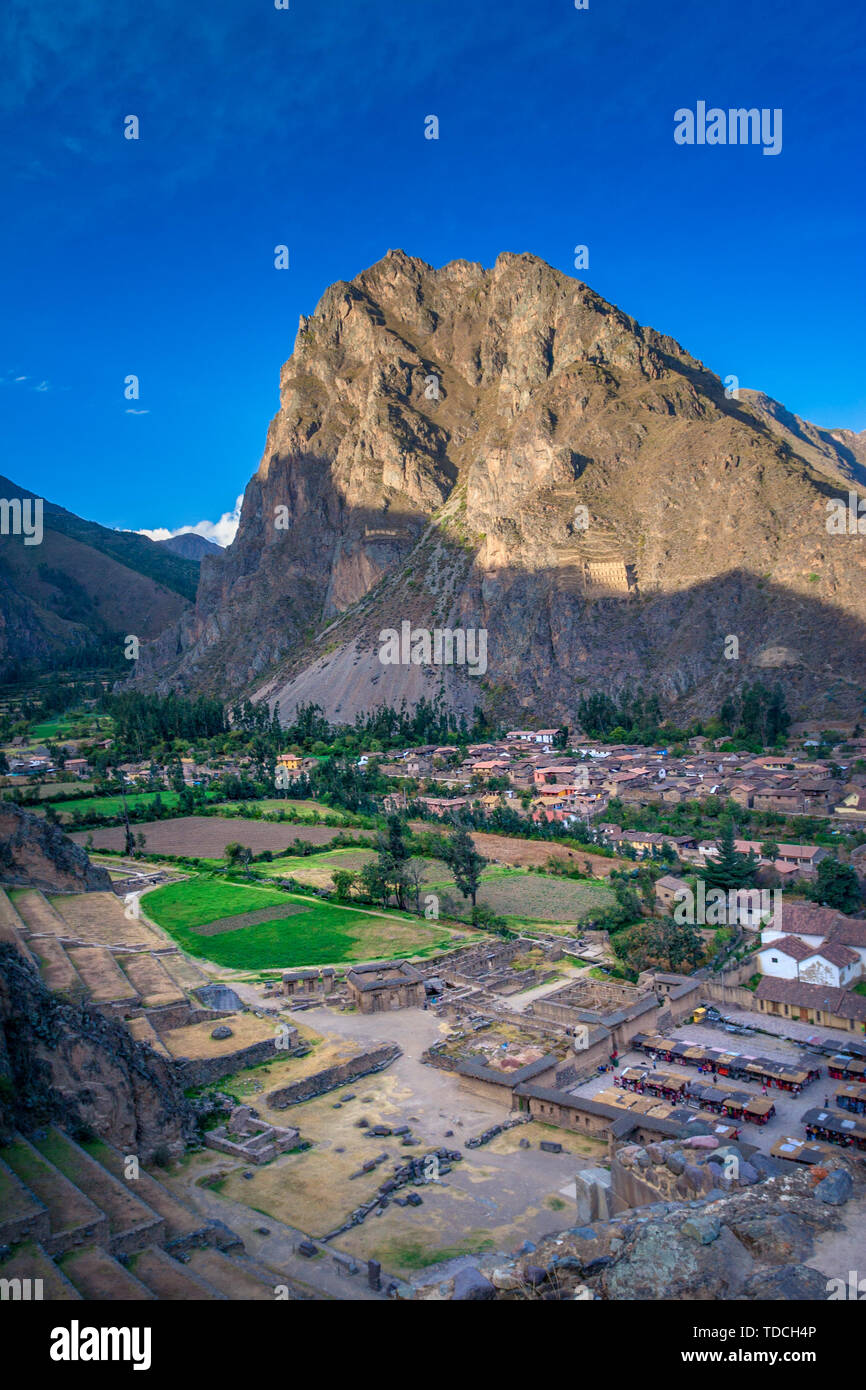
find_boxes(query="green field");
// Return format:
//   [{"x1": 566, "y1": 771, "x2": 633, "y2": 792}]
[
  {"x1": 253, "y1": 853, "x2": 615, "y2": 929},
  {"x1": 46, "y1": 790, "x2": 185, "y2": 821},
  {"x1": 213, "y1": 798, "x2": 356, "y2": 822},
  {"x1": 28, "y1": 713, "x2": 110, "y2": 741},
  {"x1": 142, "y1": 874, "x2": 458, "y2": 969},
  {"x1": 424, "y1": 865, "x2": 616, "y2": 926},
  {"x1": 1, "y1": 781, "x2": 95, "y2": 802}
]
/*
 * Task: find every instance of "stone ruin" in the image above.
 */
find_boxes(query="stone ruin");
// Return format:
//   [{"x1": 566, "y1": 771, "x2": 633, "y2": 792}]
[{"x1": 203, "y1": 1104, "x2": 301, "y2": 1165}]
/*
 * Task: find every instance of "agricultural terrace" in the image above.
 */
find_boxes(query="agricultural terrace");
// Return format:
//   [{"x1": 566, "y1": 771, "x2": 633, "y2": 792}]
[
  {"x1": 252, "y1": 850, "x2": 614, "y2": 928},
  {"x1": 142, "y1": 875, "x2": 460, "y2": 969},
  {"x1": 0, "y1": 782, "x2": 95, "y2": 801},
  {"x1": 465, "y1": 866, "x2": 615, "y2": 927},
  {"x1": 45, "y1": 790, "x2": 185, "y2": 822},
  {"x1": 211, "y1": 798, "x2": 358, "y2": 822},
  {"x1": 70, "y1": 815, "x2": 358, "y2": 857}
]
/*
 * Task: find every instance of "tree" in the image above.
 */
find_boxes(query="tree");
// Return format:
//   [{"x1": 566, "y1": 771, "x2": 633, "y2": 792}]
[
  {"x1": 805, "y1": 858, "x2": 862, "y2": 914},
  {"x1": 332, "y1": 868, "x2": 357, "y2": 901},
  {"x1": 371, "y1": 814, "x2": 413, "y2": 909},
  {"x1": 700, "y1": 821, "x2": 758, "y2": 892},
  {"x1": 470, "y1": 903, "x2": 512, "y2": 936},
  {"x1": 625, "y1": 917, "x2": 705, "y2": 973},
  {"x1": 441, "y1": 824, "x2": 487, "y2": 907},
  {"x1": 760, "y1": 841, "x2": 780, "y2": 861},
  {"x1": 359, "y1": 860, "x2": 391, "y2": 908},
  {"x1": 404, "y1": 858, "x2": 426, "y2": 912},
  {"x1": 224, "y1": 842, "x2": 253, "y2": 868}
]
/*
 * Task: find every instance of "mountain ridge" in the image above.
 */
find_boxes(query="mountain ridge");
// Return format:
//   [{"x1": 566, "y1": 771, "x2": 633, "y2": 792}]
[
  {"x1": 0, "y1": 474, "x2": 198, "y2": 680},
  {"x1": 124, "y1": 249, "x2": 866, "y2": 723}
]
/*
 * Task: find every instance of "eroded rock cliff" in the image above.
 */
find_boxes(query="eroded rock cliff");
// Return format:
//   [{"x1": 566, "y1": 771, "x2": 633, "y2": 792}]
[
  {"x1": 0, "y1": 803, "x2": 112, "y2": 893},
  {"x1": 137, "y1": 250, "x2": 866, "y2": 723},
  {"x1": 0, "y1": 945, "x2": 195, "y2": 1160}
]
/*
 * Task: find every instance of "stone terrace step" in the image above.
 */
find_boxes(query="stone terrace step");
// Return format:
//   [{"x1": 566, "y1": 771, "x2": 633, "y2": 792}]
[
  {"x1": 0, "y1": 1241, "x2": 82, "y2": 1301},
  {"x1": 82, "y1": 1141, "x2": 213, "y2": 1253},
  {"x1": 1, "y1": 1136, "x2": 107, "y2": 1257},
  {"x1": 0, "y1": 1157, "x2": 50, "y2": 1246},
  {"x1": 29, "y1": 937, "x2": 86, "y2": 996},
  {"x1": 31, "y1": 1129, "x2": 165, "y2": 1258},
  {"x1": 50, "y1": 891, "x2": 165, "y2": 950},
  {"x1": 128, "y1": 1245, "x2": 227, "y2": 1300},
  {"x1": 186, "y1": 1248, "x2": 278, "y2": 1301},
  {"x1": 58, "y1": 1245, "x2": 156, "y2": 1301},
  {"x1": 126, "y1": 1014, "x2": 171, "y2": 1057},
  {"x1": 0, "y1": 888, "x2": 37, "y2": 963},
  {"x1": 160, "y1": 952, "x2": 209, "y2": 991},
  {"x1": 118, "y1": 953, "x2": 186, "y2": 1008},
  {"x1": 66, "y1": 945, "x2": 139, "y2": 1005},
  {"x1": 11, "y1": 889, "x2": 68, "y2": 935}
]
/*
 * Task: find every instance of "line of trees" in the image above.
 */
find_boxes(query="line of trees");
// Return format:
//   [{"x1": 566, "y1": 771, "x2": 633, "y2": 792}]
[{"x1": 105, "y1": 691, "x2": 228, "y2": 751}]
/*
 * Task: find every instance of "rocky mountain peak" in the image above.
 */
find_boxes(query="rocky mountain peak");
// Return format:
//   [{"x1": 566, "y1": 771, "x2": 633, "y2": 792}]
[{"x1": 136, "y1": 252, "x2": 866, "y2": 726}]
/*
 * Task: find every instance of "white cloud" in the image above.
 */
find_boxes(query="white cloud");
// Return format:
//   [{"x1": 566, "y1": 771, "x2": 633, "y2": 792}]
[{"x1": 137, "y1": 494, "x2": 243, "y2": 549}]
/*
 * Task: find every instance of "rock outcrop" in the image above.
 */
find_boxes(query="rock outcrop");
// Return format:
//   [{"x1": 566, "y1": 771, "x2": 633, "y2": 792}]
[
  {"x1": 0, "y1": 802, "x2": 112, "y2": 893},
  {"x1": 415, "y1": 1144, "x2": 861, "y2": 1301},
  {"x1": 136, "y1": 250, "x2": 866, "y2": 724},
  {"x1": 0, "y1": 944, "x2": 195, "y2": 1161}
]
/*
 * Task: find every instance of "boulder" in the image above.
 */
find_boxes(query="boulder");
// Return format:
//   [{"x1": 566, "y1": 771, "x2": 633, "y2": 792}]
[
  {"x1": 601, "y1": 1222, "x2": 753, "y2": 1300},
  {"x1": 734, "y1": 1160, "x2": 760, "y2": 1186},
  {"x1": 813, "y1": 1170, "x2": 853, "y2": 1206},
  {"x1": 737, "y1": 1264, "x2": 830, "y2": 1301},
  {"x1": 681, "y1": 1215, "x2": 722, "y2": 1245},
  {"x1": 452, "y1": 1267, "x2": 496, "y2": 1301},
  {"x1": 727, "y1": 1212, "x2": 813, "y2": 1265}
]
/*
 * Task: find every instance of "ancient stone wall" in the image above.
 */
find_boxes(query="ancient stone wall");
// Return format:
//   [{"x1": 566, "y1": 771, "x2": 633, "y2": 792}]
[{"x1": 266, "y1": 1042, "x2": 401, "y2": 1108}]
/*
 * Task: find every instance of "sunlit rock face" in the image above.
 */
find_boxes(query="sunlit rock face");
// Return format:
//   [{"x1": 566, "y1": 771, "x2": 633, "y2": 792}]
[{"x1": 137, "y1": 250, "x2": 866, "y2": 725}]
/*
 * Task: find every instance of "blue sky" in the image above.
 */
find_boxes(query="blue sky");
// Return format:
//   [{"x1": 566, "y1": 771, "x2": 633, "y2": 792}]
[{"x1": 1, "y1": 0, "x2": 863, "y2": 538}]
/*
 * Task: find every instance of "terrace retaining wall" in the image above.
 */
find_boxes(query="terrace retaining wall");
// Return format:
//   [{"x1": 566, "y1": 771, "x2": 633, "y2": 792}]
[{"x1": 266, "y1": 1042, "x2": 401, "y2": 1108}]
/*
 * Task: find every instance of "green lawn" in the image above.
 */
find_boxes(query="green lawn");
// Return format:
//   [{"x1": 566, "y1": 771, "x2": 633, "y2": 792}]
[{"x1": 143, "y1": 874, "x2": 457, "y2": 969}]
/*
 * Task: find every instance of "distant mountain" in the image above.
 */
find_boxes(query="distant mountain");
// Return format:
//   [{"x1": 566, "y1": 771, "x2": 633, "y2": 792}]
[
  {"x1": 127, "y1": 251, "x2": 866, "y2": 724},
  {"x1": 0, "y1": 474, "x2": 198, "y2": 681},
  {"x1": 739, "y1": 390, "x2": 866, "y2": 489},
  {"x1": 156, "y1": 532, "x2": 223, "y2": 562}
]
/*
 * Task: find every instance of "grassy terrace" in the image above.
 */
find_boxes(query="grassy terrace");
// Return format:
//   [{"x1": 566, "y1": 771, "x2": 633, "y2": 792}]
[
  {"x1": 44, "y1": 790, "x2": 185, "y2": 821},
  {"x1": 211, "y1": 798, "x2": 359, "y2": 822},
  {"x1": 142, "y1": 874, "x2": 460, "y2": 969},
  {"x1": 421, "y1": 863, "x2": 616, "y2": 928}
]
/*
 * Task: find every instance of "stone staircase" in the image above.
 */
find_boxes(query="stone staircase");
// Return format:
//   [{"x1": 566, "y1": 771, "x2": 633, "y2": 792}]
[{"x1": 0, "y1": 1127, "x2": 289, "y2": 1301}]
